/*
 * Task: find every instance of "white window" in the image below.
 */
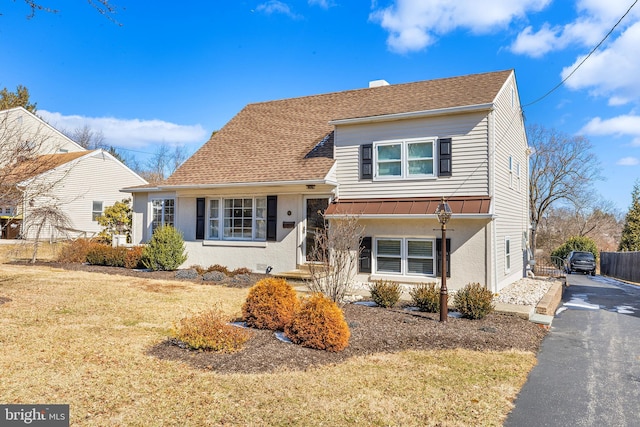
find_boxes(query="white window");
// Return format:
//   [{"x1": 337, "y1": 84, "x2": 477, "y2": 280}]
[
  {"x1": 207, "y1": 197, "x2": 267, "y2": 241},
  {"x1": 92, "y1": 201, "x2": 103, "y2": 221},
  {"x1": 375, "y1": 238, "x2": 435, "y2": 276},
  {"x1": 374, "y1": 138, "x2": 436, "y2": 180},
  {"x1": 505, "y1": 237, "x2": 511, "y2": 273},
  {"x1": 152, "y1": 198, "x2": 175, "y2": 232}
]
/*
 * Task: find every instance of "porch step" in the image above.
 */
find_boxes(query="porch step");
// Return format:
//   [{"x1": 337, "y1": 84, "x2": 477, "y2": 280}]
[{"x1": 273, "y1": 268, "x2": 312, "y2": 281}]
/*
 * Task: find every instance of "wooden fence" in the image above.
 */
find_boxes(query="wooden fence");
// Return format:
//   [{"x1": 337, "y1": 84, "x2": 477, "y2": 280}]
[{"x1": 600, "y1": 251, "x2": 640, "y2": 283}]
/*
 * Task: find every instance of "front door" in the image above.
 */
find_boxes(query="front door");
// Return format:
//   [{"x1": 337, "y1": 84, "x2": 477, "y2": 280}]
[{"x1": 304, "y1": 198, "x2": 329, "y2": 262}]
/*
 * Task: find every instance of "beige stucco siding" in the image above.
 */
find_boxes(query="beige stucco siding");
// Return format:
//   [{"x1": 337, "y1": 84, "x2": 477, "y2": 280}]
[
  {"x1": 334, "y1": 112, "x2": 490, "y2": 199},
  {"x1": 353, "y1": 217, "x2": 490, "y2": 291},
  {"x1": 489, "y1": 72, "x2": 529, "y2": 291}
]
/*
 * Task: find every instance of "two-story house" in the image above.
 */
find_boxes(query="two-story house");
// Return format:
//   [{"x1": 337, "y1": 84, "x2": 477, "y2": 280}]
[
  {"x1": 0, "y1": 107, "x2": 148, "y2": 240},
  {"x1": 127, "y1": 70, "x2": 529, "y2": 292}
]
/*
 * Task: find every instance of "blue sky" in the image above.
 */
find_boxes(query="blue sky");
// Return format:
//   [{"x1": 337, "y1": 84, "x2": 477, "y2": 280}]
[{"x1": 1, "y1": 0, "x2": 640, "y2": 212}]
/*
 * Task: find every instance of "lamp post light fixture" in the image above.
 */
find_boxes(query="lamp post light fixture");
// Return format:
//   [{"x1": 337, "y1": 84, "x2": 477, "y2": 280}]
[{"x1": 435, "y1": 197, "x2": 452, "y2": 322}]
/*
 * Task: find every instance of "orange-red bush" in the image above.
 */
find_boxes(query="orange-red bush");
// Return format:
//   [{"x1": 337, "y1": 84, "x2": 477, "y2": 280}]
[
  {"x1": 242, "y1": 278, "x2": 299, "y2": 330},
  {"x1": 284, "y1": 293, "x2": 350, "y2": 352},
  {"x1": 57, "y1": 239, "x2": 102, "y2": 263},
  {"x1": 124, "y1": 246, "x2": 145, "y2": 269}
]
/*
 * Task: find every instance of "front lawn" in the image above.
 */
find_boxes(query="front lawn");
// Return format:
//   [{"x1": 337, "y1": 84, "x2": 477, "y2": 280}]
[{"x1": 0, "y1": 263, "x2": 537, "y2": 426}]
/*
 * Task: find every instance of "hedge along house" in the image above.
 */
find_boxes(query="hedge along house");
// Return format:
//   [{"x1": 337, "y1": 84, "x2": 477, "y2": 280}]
[{"x1": 126, "y1": 69, "x2": 530, "y2": 293}]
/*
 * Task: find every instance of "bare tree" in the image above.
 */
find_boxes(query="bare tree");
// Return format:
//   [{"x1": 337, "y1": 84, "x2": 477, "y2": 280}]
[
  {"x1": 307, "y1": 215, "x2": 364, "y2": 304},
  {"x1": 22, "y1": 204, "x2": 72, "y2": 263},
  {"x1": 141, "y1": 143, "x2": 189, "y2": 183},
  {"x1": 528, "y1": 124, "x2": 602, "y2": 257},
  {"x1": 6, "y1": 1, "x2": 121, "y2": 24},
  {"x1": 63, "y1": 124, "x2": 106, "y2": 149}
]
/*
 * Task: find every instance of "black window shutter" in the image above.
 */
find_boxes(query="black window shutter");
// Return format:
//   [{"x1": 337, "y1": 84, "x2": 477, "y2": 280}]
[
  {"x1": 196, "y1": 198, "x2": 205, "y2": 240},
  {"x1": 438, "y1": 138, "x2": 452, "y2": 177},
  {"x1": 267, "y1": 195, "x2": 277, "y2": 241},
  {"x1": 361, "y1": 144, "x2": 373, "y2": 179},
  {"x1": 436, "y1": 238, "x2": 451, "y2": 277},
  {"x1": 359, "y1": 236, "x2": 372, "y2": 273}
]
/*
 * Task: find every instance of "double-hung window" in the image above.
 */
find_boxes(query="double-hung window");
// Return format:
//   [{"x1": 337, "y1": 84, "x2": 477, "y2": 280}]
[
  {"x1": 375, "y1": 238, "x2": 435, "y2": 276},
  {"x1": 208, "y1": 197, "x2": 267, "y2": 241},
  {"x1": 505, "y1": 237, "x2": 511, "y2": 273},
  {"x1": 374, "y1": 138, "x2": 435, "y2": 180},
  {"x1": 152, "y1": 198, "x2": 175, "y2": 232},
  {"x1": 92, "y1": 201, "x2": 103, "y2": 221}
]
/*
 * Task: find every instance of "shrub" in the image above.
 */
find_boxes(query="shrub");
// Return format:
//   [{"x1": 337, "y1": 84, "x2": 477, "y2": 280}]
[
  {"x1": 57, "y1": 239, "x2": 101, "y2": 263},
  {"x1": 172, "y1": 307, "x2": 253, "y2": 353},
  {"x1": 190, "y1": 265, "x2": 206, "y2": 275},
  {"x1": 368, "y1": 280, "x2": 401, "y2": 308},
  {"x1": 124, "y1": 246, "x2": 145, "y2": 269},
  {"x1": 284, "y1": 293, "x2": 350, "y2": 352},
  {"x1": 242, "y1": 278, "x2": 299, "y2": 330},
  {"x1": 230, "y1": 267, "x2": 252, "y2": 276},
  {"x1": 141, "y1": 225, "x2": 188, "y2": 271},
  {"x1": 454, "y1": 283, "x2": 495, "y2": 320},
  {"x1": 551, "y1": 236, "x2": 599, "y2": 262},
  {"x1": 206, "y1": 264, "x2": 230, "y2": 275},
  {"x1": 85, "y1": 245, "x2": 128, "y2": 267},
  {"x1": 409, "y1": 282, "x2": 440, "y2": 313}
]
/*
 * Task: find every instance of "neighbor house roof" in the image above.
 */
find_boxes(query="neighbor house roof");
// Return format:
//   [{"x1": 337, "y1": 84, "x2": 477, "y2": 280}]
[
  {"x1": 324, "y1": 196, "x2": 492, "y2": 217},
  {"x1": 164, "y1": 70, "x2": 513, "y2": 187},
  {"x1": 5, "y1": 151, "x2": 91, "y2": 184}
]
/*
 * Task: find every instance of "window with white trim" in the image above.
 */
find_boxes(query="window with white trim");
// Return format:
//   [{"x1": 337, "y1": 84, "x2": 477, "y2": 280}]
[
  {"x1": 207, "y1": 197, "x2": 267, "y2": 241},
  {"x1": 516, "y1": 162, "x2": 521, "y2": 191},
  {"x1": 375, "y1": 238, "x2": 435, "y2": 276},
  {"x1": 152, "y1": 198, "x2": 175, "y2": 232},
  {"x1": 92, "y1": 201, "x2": 103, "y2": 221},
  {"x1": 374, "y1": 138, "x2": 436, "y2": 179},
  {"x1": 505, "y1": 236, "x2": 511, "y2": 273}
]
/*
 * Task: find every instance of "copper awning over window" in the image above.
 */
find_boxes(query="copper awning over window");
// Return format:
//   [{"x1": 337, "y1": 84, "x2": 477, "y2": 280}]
[{"x1": 324, "y1": 196, "x2": 492, "y2": 217}]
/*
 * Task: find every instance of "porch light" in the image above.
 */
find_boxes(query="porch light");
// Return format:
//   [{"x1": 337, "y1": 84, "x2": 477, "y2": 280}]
[{"x1": 435, "y1": 197, "x2": 452, "y2": 322}]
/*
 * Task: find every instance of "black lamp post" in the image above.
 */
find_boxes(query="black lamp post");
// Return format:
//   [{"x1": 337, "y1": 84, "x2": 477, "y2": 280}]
[{"x1": 435, "y1": 197, "x2": 452, "y2": 322}]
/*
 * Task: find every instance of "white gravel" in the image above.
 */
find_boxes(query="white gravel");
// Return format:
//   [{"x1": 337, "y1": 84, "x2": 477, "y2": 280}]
[{"x1": 493, "y1": 277, "x2": 556, "y2": 306}]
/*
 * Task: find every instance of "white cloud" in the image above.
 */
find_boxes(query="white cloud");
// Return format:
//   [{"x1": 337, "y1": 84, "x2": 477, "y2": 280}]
[
  {"x1": 561, "y1": 21, "x2": 640, "y2": 106},
  {"x1": 581, "y1": 114, "x2": 640, "y2": 137},
  {"x1": 617, "y1": 157, "x2": 639, "y2": 166},
  {"x1": 256, "y1": 1, "x2": 302, "y2": 19},
  {"x1": 38, "y1": 110, "x2": 208, "y2": 151},
  {"x1": 370, "y1": 0, "x2": 550, "y2": 53},
  {"x1": 510, "y1": 0, "x2": 639, "y2": 57},
  {"x1": 308, "y1": 0, "x2": 334, "y2": 8}
]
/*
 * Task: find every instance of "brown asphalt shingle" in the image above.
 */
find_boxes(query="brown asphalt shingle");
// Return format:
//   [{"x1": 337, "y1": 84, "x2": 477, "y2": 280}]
[
  {"x1": 4, "y1": 151, "x2": 90, "y2": 184},
  {"x1": 165, "y1": 70, "x2": 512, "y2": 187}
]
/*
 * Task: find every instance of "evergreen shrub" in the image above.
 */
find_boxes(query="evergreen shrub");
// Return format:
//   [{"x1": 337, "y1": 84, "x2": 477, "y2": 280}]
[
  {"x1": 172, "y1": 307, "x2": 253, "y2": 352},
  {"x1": 409, "y1": 282, "x2": 440, "y2": 313},
  {"x1": 242, "y1": 278, "x2": 299, "y2": 330},
  {"x1": 141, "y1": 226, "x2": 188, "y2": 271},
  {"x1": 284, "y1": 293, "x2": 350, "y2": 352},
  {"x1": 368, "y1": 280, "x2": 401, "y2": 308},
  {"x1": 454, "y1": 283, "x2": 495, "y2": 319}
]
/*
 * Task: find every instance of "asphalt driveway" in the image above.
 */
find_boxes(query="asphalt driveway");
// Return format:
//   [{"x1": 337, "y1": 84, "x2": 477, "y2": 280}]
[{"x1": 505, "y1": 273, "x2": 640, "y2": 427}]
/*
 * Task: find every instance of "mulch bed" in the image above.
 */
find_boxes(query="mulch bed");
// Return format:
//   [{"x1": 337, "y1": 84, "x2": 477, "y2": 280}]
[{"x1": 20, "y1": 262, "x2": 548, "y2": 374}]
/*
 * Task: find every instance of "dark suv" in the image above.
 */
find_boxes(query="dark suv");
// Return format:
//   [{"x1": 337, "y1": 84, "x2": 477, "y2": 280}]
[{"x1": 566, "y1": 251, "x2": 596, "y2": 275}]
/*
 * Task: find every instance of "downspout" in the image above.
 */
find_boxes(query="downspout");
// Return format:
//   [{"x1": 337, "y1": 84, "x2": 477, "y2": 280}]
[{"x1": 489, "y1": 109, "x2": 499, "y2": 294}]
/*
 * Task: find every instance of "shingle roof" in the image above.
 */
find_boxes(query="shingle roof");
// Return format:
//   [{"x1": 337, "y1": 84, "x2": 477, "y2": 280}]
[
  {"x1": 5, "y1": 151, "x2": 90, "y2": 184},
  {"x1": 165, "y1": 70, "x2": 513, "y2": 187}
]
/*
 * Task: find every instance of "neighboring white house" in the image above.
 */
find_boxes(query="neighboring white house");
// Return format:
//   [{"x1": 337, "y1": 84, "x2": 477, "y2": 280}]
[
  {"x1": 126, "y1": 70, "x2": 530, "y2": 292},
  {"x1": 0, "y1": 107, "x2": 148, "y2": 240}
]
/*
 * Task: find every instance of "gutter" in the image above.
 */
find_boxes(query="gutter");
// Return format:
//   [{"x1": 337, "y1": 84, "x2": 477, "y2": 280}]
[
  {"x1": 329, "y1": 103, "x2": 495, "y2": 126},
  {"x1": 125, "y1": 179, "x2": 339, "y2": 193},
  {"x1": 324, "y1": 213, "x2": 495, "y2": 220}
]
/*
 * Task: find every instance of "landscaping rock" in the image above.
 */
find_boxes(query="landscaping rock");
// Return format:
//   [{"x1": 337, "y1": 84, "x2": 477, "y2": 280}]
[
  {"x1": 175, "y1": 269, "x2": 199, "y2": 280},
  {"x1": 203, "y1": 271, "x2": 227, "y2": 282},
  {"x1": 231, "y1": 274, "x2": 251, "y2": 285}
]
